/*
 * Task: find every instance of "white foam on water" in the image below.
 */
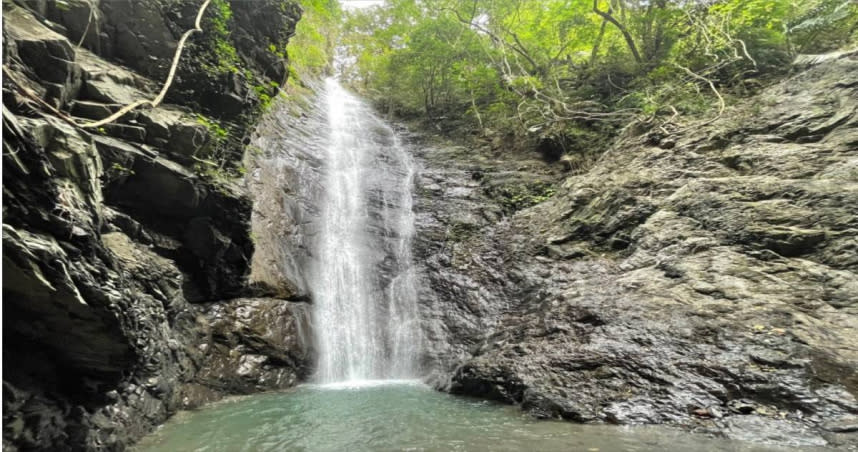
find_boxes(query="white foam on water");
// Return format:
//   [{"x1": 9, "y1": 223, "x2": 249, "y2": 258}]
[{"x1": 306, "y1": 379, "x2": 427, "y2": 391}]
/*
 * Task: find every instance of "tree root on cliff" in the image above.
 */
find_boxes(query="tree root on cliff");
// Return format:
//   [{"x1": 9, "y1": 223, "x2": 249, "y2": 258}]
[{"x1": 4, "y1": 0, "x2": 212, "y2": 131}]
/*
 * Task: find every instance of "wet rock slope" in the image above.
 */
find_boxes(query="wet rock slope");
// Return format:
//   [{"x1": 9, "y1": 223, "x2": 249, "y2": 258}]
[{"x1": 415, "y1": 53, "x2": 858, "y2": 448}]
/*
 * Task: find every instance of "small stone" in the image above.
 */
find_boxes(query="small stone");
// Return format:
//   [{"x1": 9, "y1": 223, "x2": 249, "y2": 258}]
[
  {"x1": 727, "y1": 399, "x2": 757, "y2": 414},
  {"x1": 708, "y1": 406, "x2": 725, "y2": 419},
  {"x1": 692, "y1": 408, "x2": 711, "y2": 417},
  {"x1": 823, "y1": 416, "x2": 858, "y2": 433}
]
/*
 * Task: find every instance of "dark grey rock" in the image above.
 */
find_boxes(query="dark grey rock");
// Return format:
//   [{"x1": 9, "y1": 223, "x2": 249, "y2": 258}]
[
  {"x1": 70, "y1": 100, "x2": 120, "y2": 120},
  {"x1": 101, "y1": 123, "x2": 146, "y2": 143},
  {"x1": 823, "y1": 415, "x2": 858, "y2": 433},
  {"x1": 193, "y1": 298, "x2": 313, "y2": 393},
  {"x1": 414, "y1": 52, "x2": 858, "y2": 450},
  {"x1": 2, "y1": 1, "x2": 304, "y2": 450},
  {"x1": 82, "y1": 78, "x2": 146, "y2": 105}
]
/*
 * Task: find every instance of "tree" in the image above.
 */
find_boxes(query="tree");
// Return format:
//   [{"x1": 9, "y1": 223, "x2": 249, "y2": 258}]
[{"x1": 340, "y1": 0, "x2": 857, "y2": 154}]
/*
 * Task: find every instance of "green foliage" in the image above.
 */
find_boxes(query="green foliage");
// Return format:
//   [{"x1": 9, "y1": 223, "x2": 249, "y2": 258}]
[
  {"x1": 786, "y1": 0, "x2": 858, "y2": 53},
  {"x1": 195, "y1": 113, "x2": 229, "y2": 141},
  {"x1": 289, "y1": 0, "x2": 342, "y2": 78},
  {"x1": 105, "y1": 162, "x2": 135, "y2": 183},
  {"x1": 253, "y1": 84, "x2": 274, "y2": 110},
  {"x1": 202, "y1": 0, "x2": 240, "y2": 75},
  {"x1": 488, "y1": 182, "x2": 557, "y2": 213},
  {"x1": 341, "y1": 0, "x2": 856, "y2": 157},
  {"x1": 193, "y1": 113, "x2": 247, "y2": 180}
]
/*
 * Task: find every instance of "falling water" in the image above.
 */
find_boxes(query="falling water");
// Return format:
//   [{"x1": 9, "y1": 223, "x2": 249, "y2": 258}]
[{"x1": 311, "y1": 78, "x2": 422, "y2": 383}]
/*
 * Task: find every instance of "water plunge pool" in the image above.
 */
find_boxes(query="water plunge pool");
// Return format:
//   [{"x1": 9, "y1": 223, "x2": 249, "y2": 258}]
[{"x1": 135, "y1": 381, "x2": 798, "y2": 451}]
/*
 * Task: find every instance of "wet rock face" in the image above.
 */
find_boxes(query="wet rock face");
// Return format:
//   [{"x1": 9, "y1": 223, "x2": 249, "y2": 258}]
[
  {"x1": 194, "y1": 298, "x2": 313, "y2": 393},
  {"x1": 245, "y1": 85, "x2": 327, "y2": 301},
  {"x1": 2, "y1": 1, "x2": 304, "y2": 450},
  {"x1": 409, "y1": 134, "x2": 566, "y2": 386},
  {"x1": 416, "y1": 55, "x2": 858, "y2": 449}
]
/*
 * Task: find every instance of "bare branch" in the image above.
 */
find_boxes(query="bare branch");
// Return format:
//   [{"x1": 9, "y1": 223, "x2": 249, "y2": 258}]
[
  {"x1": 445, "y1": 6, "x2": 541, "y2": 74},
  {"x1": 673, "y1": 62, "x2": 725, "y2": 123},
  {"x1": 5, "y1": 0, "x2": 213, "y2": 130}
]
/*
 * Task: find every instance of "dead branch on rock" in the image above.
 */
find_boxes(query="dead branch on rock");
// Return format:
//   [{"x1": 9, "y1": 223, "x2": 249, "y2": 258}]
[
  {"x1": 6, "y1": 0, "x2": 212, "y2": 131},
  {"x1": 674, "y1": 63, "x2": 725, "y2": 119},
  {"x1": 77, "y1": 0, "x2": 97, "y2": 48}
]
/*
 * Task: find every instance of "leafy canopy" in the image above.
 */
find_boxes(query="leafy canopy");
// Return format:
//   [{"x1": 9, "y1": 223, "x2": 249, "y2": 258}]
[{"x1": 338, "y1": 0, "x2": 856, "y2": 152}]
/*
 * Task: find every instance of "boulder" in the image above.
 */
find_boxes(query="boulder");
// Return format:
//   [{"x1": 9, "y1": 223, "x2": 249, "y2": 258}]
[
  {"x1": 194, "y1": 298, "x2": 312, "y2": 393},
  {"x1": 2, "y1": 225, "x2": 132, "y2": 376},
  {"x1": 44, "y1": 0, "x2": 103, "y2": 51},
  {"x1": 4, "y1": 4, "x2": 83, "y2": 107},
  {"x1": 116, "y1": 155, "x2": 202, "y2": 216},
  {"x1": 136, "y1": 108, "x2": 210, "y2": 159},
  {"x1": 70, "y1": 99, "x2": 120, "y2": 120},
  {"x1": 81, "y1": 77, "x2": 146, "y2": 105},
  {"x1": 95, "y1": 0, "x2": 178, "y2": 78}
]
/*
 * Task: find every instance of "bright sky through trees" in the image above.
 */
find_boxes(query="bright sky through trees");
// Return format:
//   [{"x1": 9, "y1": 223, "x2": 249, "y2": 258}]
[{"x1": 342, "y1": 0, "x2": 385, "y2": 9}]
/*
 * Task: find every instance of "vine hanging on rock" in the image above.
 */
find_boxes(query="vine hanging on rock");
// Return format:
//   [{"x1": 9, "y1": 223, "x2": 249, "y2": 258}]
[{"x1": 4, "y1": 0, "x2": 213, "y2": 131}]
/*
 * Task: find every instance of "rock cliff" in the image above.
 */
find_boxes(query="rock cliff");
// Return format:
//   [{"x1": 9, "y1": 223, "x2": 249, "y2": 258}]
[
  {"x1": 415, "y1": 53, "x2": 858, "y2": 448},
  {"x1": 2, "y1": 1, "x2": 311, "y2": 450},
  {"x1": 4, "y1": 0, "x2": 856, "y2": 449}
]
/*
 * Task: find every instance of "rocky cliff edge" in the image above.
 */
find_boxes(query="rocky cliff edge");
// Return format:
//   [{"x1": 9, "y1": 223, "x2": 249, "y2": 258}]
[
  {"x1": 2, "y1": 1, "x2": 311, "y2": 450},
  {"x1": 415, "y1": 51, "x2": 858, "y2": 449}
]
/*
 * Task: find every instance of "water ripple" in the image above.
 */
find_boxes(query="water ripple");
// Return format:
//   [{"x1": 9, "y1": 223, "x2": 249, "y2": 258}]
[{"x1": 136, "y1": 385, "x2": 813, "y2": 452}]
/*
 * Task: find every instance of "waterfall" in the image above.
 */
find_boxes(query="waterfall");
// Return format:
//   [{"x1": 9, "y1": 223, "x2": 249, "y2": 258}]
[{"x1": 311, "y1": 78, "x2": 422, "y2": 383}]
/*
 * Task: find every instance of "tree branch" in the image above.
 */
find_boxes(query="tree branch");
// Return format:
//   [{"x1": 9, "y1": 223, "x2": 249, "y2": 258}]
[
  {"x1": 445, "y1": 7, "x2": 541, "y2": 74},
  {"x1": 592, "y1": 0, "x2": 642, "y2": 64},
  {"x1": 6, "y1": 0, "x2": 212, "y2": 130}
]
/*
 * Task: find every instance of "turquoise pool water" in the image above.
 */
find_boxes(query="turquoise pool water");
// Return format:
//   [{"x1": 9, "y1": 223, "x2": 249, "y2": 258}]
[{"x1": 135, "y1": 381, "x2": 805, "y2": 452}]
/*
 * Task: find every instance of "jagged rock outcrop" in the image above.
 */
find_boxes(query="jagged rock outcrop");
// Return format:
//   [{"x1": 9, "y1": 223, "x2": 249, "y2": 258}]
[
  {"x1": 193, "y1": 298, "x2": 312, "y2": 394},
  {"x1": 2, "y1": 1, "x2": 308, "y2": 450},
  {"x1": 416, "y1": 54, "x2": 858, "y2": 448}
]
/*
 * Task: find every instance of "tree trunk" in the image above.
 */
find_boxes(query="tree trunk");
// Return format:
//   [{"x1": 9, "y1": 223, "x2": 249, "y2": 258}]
[
  {"x1": 590, "y1": 18, "x2": 609, "y2": 65},
  {"x1": 592, "y1": 0, "x2": 642, "y2": 64}
]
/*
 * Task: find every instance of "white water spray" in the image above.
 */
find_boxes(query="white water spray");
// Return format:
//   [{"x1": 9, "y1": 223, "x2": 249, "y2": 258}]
[{"x1": 311, "y1": 78, "x2": 422, "y2": 383}]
